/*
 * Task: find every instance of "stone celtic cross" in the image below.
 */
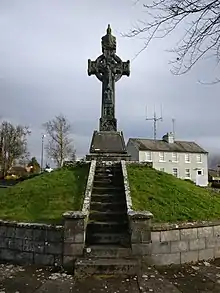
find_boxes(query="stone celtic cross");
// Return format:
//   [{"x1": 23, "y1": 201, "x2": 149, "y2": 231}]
[{"x1": 88, "y1": 25, "x2": 130, "y2": 131}]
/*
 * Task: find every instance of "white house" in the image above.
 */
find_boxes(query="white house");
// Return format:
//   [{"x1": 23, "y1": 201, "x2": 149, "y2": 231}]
[{"x1": 127, "y1": 132, "x2": 209, "y2": 187}]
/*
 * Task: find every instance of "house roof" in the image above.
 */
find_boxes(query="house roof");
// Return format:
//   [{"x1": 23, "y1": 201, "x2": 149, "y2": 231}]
[
  {"x1": 209, "y1": 169, "x2": 220, "y2": 178},
  {"x1": 128, "y1": 138, "x2": 208, "y2": 154},
  {"x1": 9, "y1": 166, "x2": 27, "y2": 172}
]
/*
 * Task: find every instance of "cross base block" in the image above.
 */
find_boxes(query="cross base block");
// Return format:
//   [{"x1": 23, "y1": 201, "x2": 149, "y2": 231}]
[{"x1": 86, "y1": 131, "x2": 131, "y2": 161}]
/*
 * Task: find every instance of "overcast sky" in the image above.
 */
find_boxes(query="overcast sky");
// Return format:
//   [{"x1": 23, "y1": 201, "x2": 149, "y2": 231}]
[{"x1": 1, "y1": 0, "x2": 220, "y2": 163}]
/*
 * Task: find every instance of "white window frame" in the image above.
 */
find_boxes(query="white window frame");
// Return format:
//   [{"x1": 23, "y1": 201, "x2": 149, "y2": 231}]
[
  {"x1": 159, "y1": 152, "x2": 165, "y2": 162},
  {"x1": 172, "y1": 152, "x2": 178, "y2": 162},
  {"x1": 145, "y1": 151, "x2": 152, "y2": 162},
  {"x1": 185, "y1": 153, "x2": 190, "y2": 163},
  {"x1": 185, "y1": 168, "x2": 191, "y2": 178},
  {"x1": 172, "y1": 167, "x2": 178, "y2": 177},
  {"x1": 197, "y1": 154, "x2": 202, "y2": 163},
  {"x1": 197, "y1": 169, "x2": 203, "y2": 176},
  {"x1": 159, "y1": 168, "x2": 165, "y2": 172}
]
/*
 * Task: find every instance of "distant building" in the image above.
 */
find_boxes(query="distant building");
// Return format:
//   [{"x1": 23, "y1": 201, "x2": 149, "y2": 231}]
[
  {"x1": 7, "y1": 166, "x2": 28, "y2": 178},
  {"x1": 127, "y1": 132, "x2": 208, "y2": 187},
  {"x1": 208, "y1": 169, "x2": 220, "y2": 183},
  {"x1": 45, "y1": 167, "x2": 53, "y2": 173}
]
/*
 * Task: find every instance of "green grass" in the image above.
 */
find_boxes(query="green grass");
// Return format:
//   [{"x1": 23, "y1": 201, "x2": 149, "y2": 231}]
[
  {"x1": 127, "y1": 164, "x2": 220, "y2": 223},
  {"x1": 0, "y1": 164, "x2": 89, "y2": 224}
]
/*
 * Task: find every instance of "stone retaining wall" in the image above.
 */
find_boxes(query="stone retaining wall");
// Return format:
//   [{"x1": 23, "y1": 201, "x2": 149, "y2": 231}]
[
  {"x1": 148, "y1": 221, "x2": 220, "y2": 265},
  {"x1": 2, "y1": 160, "x2": 220, "y2": 268},
  {"x1": 0, "y1": 161, "x2": 96, "y2": 268},
  {"x1": 125, "y1": 161, "x2": 153, "y2": 167},
  {"x1": 0, "y1": 220, "x2": 64, "y2": 266},
  {"x1": 82, "y1": 160, "x2": 96, "y2": 213},
  {"x1": 122, "y1": 161, "x2": 220, "y2": 266}
]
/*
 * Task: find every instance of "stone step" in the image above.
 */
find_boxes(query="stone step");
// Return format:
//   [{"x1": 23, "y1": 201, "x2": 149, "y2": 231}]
[
  {"x1": 86, "y1": 232, "x2": 130, "y2": 245},
  {"x1": 94, "y1": 176, "x2": 113, "y2": 182},
  {"x1": 95, "y1": 165, "x2": 121, "y2": 170},
  {"x1": 84, "y1": 245, "x2": 132, "y2": 258},
  {"x1": 97, "y1": 162, "x2": 121, "y2": 167},
  {"x1": 94, "y1": 172, "x2": 122, "y2": 178},
  {"x1": 90, "y1": 201, "x2": 126, "y2": 212},
  {"x1": 74, "y1": 258, "x2": 138, "y2": 276},
  {"x1": 92, "y1": 186, "x2": 124, "y2": 195},
  {"x1": 95, "y1": 169, "x2": 121, "y2": 173},
  {"x1": 94, "y1": 174, "x2": 115, "y2": 180},
  {"x1": 89, "y1": 211, "x2": 127, "y2": 222},
  {"x1": 94, "y1": 175, "x2": 124, "y2": 184},
  {"x1": 93, "y1": 178, "x2": 124, "y2": 188},
  {"x1": 95, "y1": 168, "x2": 121, "y2": 174},
  {"x1": 86, "y1": 221, "x2": 128, "y2": 233},
  {"x1": 91, "y1": 194, "x2": 124, "y2": 203},
  {"x1": 93, "y1": 180, "x2": 123, "y2": 188}
]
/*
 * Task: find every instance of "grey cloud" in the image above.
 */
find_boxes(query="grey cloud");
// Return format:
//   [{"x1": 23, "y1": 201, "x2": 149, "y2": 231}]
[{"x1": 1, "y1": 0, "x2": 220, "y2": 162}]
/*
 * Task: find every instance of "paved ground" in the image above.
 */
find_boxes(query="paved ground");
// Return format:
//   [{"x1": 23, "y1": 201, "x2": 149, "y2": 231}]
[{"x1": 1, "y1": 259, "x2": 220, "y2": 292}]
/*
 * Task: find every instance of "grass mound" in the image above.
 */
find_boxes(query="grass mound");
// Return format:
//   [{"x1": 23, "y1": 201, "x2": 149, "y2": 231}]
[
  {"x1": 127, "y1": 164, "x2": 220, "y2": 223},
  {"x1": 0, "y1": 163, "x2": 89, "y2": 224}
]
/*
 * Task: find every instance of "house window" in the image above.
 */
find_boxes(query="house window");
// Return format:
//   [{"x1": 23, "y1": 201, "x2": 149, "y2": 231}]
[
  {"x1": 197, "y1": 169, "x2": 203, "y2": 176},
  {"x1": 197, "y1": 154, "x2": 202, "y2": 163},
  {"x1": 172, "y1": 168, "x2": 178, "y2": 177},
  {"x1": 159, "y1": 168, "x2": 164, "y2": 172},
  {"x1": 185, "y1": 154, "x2": 190, "y2": 163},
  {"x1": 185, "y1": 168, "x2": 191, "y2": 178},
  {"x1": 145, "y1": 151, "x2": 152, "y2": 162},
  {"x1": 172, "y1": 152, "x2": 178, "y2": 162},
  {"x1": 159, "y1": 152, "x2": 165, "y2": 162}
]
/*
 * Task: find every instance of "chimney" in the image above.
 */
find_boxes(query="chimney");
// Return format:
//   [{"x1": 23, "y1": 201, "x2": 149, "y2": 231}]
[{"x1": 162, "y1": 132, "x2": 174, "y2": 143}]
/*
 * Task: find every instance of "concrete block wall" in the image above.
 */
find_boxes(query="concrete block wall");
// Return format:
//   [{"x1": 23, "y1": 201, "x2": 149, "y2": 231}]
[
  {"x1": 148, "y1": 222, "x2": 220, "y2": 265},
  {"x1": 0, "y1": 220, "x2": 64, "y2": 266}
]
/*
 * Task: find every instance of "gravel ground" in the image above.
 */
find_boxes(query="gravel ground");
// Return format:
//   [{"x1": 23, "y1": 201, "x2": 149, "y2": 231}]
[{"x1": 1, "y1": 259, "x2": 220, "y2": 292}]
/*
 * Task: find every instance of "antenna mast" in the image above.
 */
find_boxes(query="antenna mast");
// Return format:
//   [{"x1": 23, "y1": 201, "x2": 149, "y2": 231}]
[
  {"x1": 146, "y1": 105, "x2": 163, "y2": 140},
  {"x1": 172, "y1": 118, "x2": 175, "y2": 139}
]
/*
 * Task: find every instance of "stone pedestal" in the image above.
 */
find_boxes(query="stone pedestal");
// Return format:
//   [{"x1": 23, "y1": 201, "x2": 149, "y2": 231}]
[
  {"x1": 128, "y1": 211, "x2": 153, "y2": 256},
  {"x1": 86, "y1": 130, "x2": 131, "y2": 161},
  {"x1": 63, "y1": 211, "x2": 87, "y2": 268}
]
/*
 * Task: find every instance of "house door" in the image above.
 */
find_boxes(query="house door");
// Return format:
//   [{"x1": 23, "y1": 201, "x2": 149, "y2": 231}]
[{"x1": 196, "y1": 169, "x2": 205, "y2": 186}]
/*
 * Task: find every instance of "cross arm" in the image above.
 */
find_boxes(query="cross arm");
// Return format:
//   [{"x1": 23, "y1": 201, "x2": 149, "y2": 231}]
[
  {"x1": 88, "y1": 59, "x2": 97, "y2": 76},
  {"x1": 114, "y1": 60, "x2": 130, "y2": 81},
  {"x1": 122, "y1": 60, "x2": 130, "y2": 77}
]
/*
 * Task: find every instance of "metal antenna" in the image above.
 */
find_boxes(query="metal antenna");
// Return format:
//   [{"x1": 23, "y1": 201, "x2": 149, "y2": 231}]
[
  {"x1": 146, "y1": 105, "x2": 163, "y2": 140},
  {"x1": 172, "y1": 118, "x2": 175, "y2": 139}
]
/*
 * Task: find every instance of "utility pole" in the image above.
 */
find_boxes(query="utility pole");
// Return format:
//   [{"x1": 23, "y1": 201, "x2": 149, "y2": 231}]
[
  {"x1": 40, "y1": 134, "x2": 46, "y2": 172},
  {"x1": 146, "y1": 105, "x2": 163, "y2": 140}
]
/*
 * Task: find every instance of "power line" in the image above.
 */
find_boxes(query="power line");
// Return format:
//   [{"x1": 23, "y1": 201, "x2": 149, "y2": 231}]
[{"x1": 145, "y1": 105, "x2": 163, "y2": 140}]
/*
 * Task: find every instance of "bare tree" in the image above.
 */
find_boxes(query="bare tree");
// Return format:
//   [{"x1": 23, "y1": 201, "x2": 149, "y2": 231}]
[
  {"x1": 43, "y1": 114, "x2": 76, "y2": 167},
  {"x1": 0, "y1": 121, "x2": 30, "y2": 177},
  {"x1": 126, "y1": 0, "x2": 220, "y2": 81}
]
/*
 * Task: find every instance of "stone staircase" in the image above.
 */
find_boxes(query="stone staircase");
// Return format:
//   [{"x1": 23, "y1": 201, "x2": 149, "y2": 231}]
[{"x1": 75, "y1": 162, "x2": 138, "y2": 275}]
